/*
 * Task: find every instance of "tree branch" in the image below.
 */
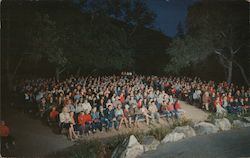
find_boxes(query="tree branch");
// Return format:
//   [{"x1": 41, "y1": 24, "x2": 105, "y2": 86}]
[
  {"x1": 13, "y1": 57, "x2": 24, "y2": 77},
  {"x1": 232, "y1": 44, "x2": 244, "y2": 55},
  {"x1": 59, "y1": 67, "x2": 66, "y2": 74},
  {"x1": 214, "y1": 50, "x2": 229, "y2": 61}
]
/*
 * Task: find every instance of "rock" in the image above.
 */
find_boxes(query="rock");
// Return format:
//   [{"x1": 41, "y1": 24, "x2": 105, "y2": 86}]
[
  {"x1": 232, "y1": 120, "x2": 250, "y2": 128},
  {"x1": 173, "y1": 126, "x2": 196, "y2": 138},
  {"x1": 194, "y1": 122, "x2": 219, "y2": 135},
  {"x1": 112, "y1": 135, "x2": 144, "y2": 158},
  {"x1": 244, "y1": 117, "x2": 250, "y2": 123},
  {"x1": 141, "y1": 136, "x2": 160, "y2": 152},
  {"x1": 161, "y1": 132, "x2": 185, "y2": 144},
  {"x1": 214, "y1": 118, "x2": 232, "y2": 131}
]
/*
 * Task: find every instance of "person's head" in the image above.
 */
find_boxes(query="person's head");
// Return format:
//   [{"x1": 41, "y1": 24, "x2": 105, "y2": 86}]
[
  {"x1": 236, "y1": 90, "x2": 241, "y2": 95},
  {"x1": 92, "y1": 107, "x2": 97, "y2": 113},
  {"x1": 240, "y1": 98, "x2": 244, "y2": 102},
  {"x1": 117, "y1": 104, "x2": 122, "y2": 109},
  {"x1": 62, "y1": 107, "x2": 68, "y2": 113},
  {"x1": 99, "y1": 106, "x2": 104, "y2": 112},
  {"x1": 125, "y1": 104, "x2": 129, "y2": 110},
  {"x1": 229, "y1": 98, "x2": 234, "y2": 102},
  {"x1": 1, "y1": 121, "x2": 5, "y2": 126},
  {"x1": 223, "y1": 96, "x2": 227, "y2": 101},
  {"x1": 69, "y1": 99, "x2": 73, "y2": 104},
  {"x1": 52, "y1": 106, "x2": 57, "y2": 111},
  {"x1": 205, "y1": 91, "x2": 209, "y2": 96},
  {"x1": 108, "y1": 105, "x2": 113, "y2": 111}
]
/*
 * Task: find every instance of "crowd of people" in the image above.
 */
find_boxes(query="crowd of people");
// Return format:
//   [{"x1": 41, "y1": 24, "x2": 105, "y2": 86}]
[{"x1": 10, "y1": 73, "x2": 250, "y2": 141}]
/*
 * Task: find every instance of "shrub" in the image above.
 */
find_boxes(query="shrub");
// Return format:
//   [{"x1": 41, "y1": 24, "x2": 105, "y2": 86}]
[
  {"x1": 70, "y1": 141, "x2": 102, "y2": 158},
  {"x1": 147, "y1": 126, "x2": 172, "y2": 141}
]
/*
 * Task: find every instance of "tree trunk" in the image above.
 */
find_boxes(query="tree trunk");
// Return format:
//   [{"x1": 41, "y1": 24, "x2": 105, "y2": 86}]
[
  {"x1": 55, "y1": 67, "x2": 65, "y2": 82},
  {"x1": 227, "y1": 60, "x2": 233, "y2": 84},
  {"x1": 233, "y1": 60, "x2": 250, "y2": 86},
  {"x1": 76, "y1": 67, "x2": 81, "y2": 77}
]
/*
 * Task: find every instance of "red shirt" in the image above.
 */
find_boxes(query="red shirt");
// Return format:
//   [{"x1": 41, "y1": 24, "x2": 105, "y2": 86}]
[
  {"x1": 167, "y1": 103, "x2": 174, "y2": 112},
  {"x1": 214, "y1": 100, "x2": 222, "y2": 108},
  {"x1": 49, "y1": 111, "x2": 59, "y2": 121},
  {"x1": 78, "y1": 114, "x2": 92, "y2": 125},
  {"x1": 175, "y1": 102, "x2": 181, "y2": 110},
  {"x1": 120, "y1": 95, "x2": 125, "y2": 104},
  {"x1": 0, "y1": 125, "x2": 10, "y2": 137},
  {"x1": 171, "y1": 88, "x2": 176, "y2": 94},
  {"x1": 137, "y1": 100, "x2": 142, "y2": 108}
]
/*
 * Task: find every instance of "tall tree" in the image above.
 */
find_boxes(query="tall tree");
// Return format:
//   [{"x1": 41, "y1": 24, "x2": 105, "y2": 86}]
[
  {"x1": 28, "y1": 13, "x2": 68, "y2": 81},
  {"x1": 79, "y1": 0, "x2": 156, "y2": 37},
  {"x1": 165, "y1": 0, "x2": 249, "y2": 85}
]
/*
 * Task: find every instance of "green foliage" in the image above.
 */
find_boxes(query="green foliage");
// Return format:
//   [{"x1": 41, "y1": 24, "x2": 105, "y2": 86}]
[
  {"x1": 165, "y1": 35, "x2": 213, "y2": 73},
  {"x1": 67, "y1": 15, "x2": 134, "y2": 70},
  {"x1": 29, "y1": 13, "x2": 68, "y2": 68},
  {"x1": 70, "y1": 141, "x2": 102, "y2": 158},
  {"x1": 165, "y1": 1, "x2": 248, "y2": 75},
  {"x1": 148, "y1": 126, "x2": 172, "y2": 141}
]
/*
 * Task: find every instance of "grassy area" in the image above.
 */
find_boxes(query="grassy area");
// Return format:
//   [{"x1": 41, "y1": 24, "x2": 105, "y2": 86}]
[{"x1": 50, "y1": 119, "x2": 193, "y2": 158}]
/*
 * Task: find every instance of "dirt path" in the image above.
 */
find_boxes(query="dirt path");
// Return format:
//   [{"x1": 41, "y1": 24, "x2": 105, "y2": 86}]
[
  {"x1": 179, "y1": 101, "x2": 209, "y2": 123},
  {"x1": 2, "y1": 101, "x2": 208, "y2": 157},
  {"x1": 2, "y1": 107, "x2": 74, "y2": 157}
]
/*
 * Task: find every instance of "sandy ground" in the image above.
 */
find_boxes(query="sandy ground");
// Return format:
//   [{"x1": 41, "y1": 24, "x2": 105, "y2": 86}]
[
  {"x1": 1, "y1": 101, "x2": 208, "y2": 157},
  {"x1": 2, "y1": 107, "x2": 74, "y2": 157},
  {"x1": 140, "y1": 127, "x2": 250, "y2": 158},
  {"x1": 179, "y1": 101, "x2": 209, "y2": 123}
]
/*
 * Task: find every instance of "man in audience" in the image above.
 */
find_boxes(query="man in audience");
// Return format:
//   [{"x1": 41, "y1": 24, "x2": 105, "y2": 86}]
[
  {"x1": 148, "y1": 100, "x2": 160, "y2": 124},
  {"x1": 0, "y1": 121, "x2": 15, "y2": 150},
  {"x1": 105, "y1": 105, "x2": 118, "y2": 130}
]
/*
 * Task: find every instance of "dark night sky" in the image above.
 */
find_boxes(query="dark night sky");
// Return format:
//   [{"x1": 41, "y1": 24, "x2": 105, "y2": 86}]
[{"x1": 146, "y1": 0, "x2": 197, "y2": 37}]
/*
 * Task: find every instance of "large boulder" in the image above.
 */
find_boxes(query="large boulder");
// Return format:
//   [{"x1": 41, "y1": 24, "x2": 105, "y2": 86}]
[
  {"x1": 232, "y1": 120, "x2": 250, "y2": 128},
  {"x1": 161, "y1": 132, "x2": 185, "y2": 144},
  {"x1": 141, "y1": 136, "x2": 160, "y2": 152},
  {"x1": 214, "y1": 118, "x2": 232, "y2": 131},
  {"x1": 173, "y1": 126, "x2": 196, "y2": 138},
  {"x1": 194, "y1": 122, "x2": 219, "y2": 135},
  {"x1": 112, "y1": 135, "x2": 144, "y2": 158}
]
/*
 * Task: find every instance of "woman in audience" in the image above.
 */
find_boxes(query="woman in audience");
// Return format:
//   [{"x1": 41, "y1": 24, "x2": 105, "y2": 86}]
[
  {"x1": 69, "y1": 111, "x2": 79, "y2": 141},
  {"x1": 59, "y1": 107, "x2": 77, "y2": 140},
  {"x1": 115, "y1": 104, "x2": 128, "y2": 129},
  {"x1": 91, "y1": 107, "x2": 102, "y2": 132},
  {"x1": 214, "y1": 97, "x2": 227, "y2": 117}
]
